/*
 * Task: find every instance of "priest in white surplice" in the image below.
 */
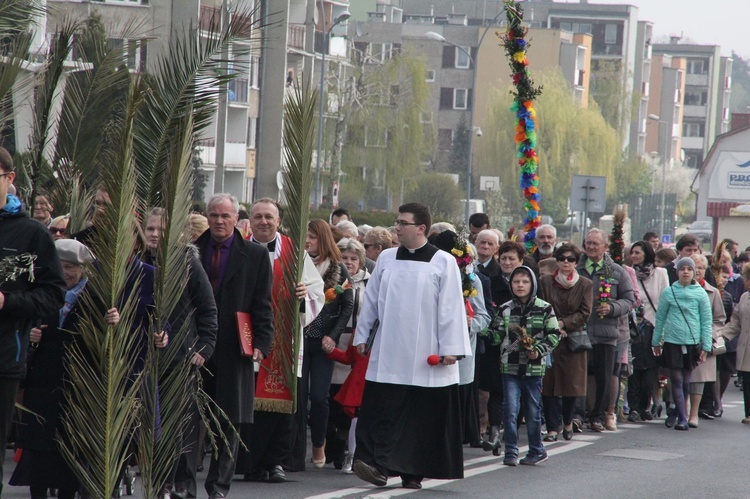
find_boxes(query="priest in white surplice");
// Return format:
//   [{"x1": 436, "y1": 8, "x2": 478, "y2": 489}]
[{"x1": 352, "y1": 203, "x2": 471, "y2": 490}]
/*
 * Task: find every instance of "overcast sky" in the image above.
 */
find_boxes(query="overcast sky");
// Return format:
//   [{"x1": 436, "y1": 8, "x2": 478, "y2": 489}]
[{"x1": 589, "y1": 0, "x2": 750, "y2": 59}]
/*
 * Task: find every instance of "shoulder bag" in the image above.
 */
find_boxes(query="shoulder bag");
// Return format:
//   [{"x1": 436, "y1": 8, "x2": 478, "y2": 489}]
[{"x1": 567, "y1": 328, "x2": 592, "y2": 354}]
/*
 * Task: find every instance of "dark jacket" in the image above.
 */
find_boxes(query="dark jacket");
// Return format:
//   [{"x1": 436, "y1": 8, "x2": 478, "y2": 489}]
[
  {"x1": 477, "y1": 257, "x2": 501, "y2": 279},
  {"x1": 195, "y1": 228, "x2": 274, "y2": 424},
  {"x1": 305, "y1": 261, "x2": 354, "y2": 343},
  {"x1": 0, "y1": 208, "x2": 66, "y2": 378},
  {"x1": 143, "y1": 248, "x2": 218, "y2": 366}
]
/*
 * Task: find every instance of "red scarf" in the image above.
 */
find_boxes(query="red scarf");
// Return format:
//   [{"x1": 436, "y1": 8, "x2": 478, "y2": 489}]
[{"x1": 254, "y1": 235, "x2": 296, "y2": 413}]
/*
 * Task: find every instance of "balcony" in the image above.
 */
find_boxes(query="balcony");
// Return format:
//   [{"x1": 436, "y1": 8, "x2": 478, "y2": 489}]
[
  {"x1": 686, "y1": 73, "x2": 708, "y2": 87},
  {"x1": 228, "y1": 78, "x2": 248, "y2": 104},
  {"x1": 683, "y1": 105, "x2": 707, "y2": 118},
  {"x1": 196, "y1": 141, "x2": 248, "y2": 166},
  {"x1": 288, "y1": 24, "x2": 305, "y2": 50},
  {"x1": 681, "y1": 136, "x2": 704, "y2": 150}
]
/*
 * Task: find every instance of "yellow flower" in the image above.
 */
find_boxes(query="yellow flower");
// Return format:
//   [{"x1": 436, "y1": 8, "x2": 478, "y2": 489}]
[
  {"x1": 512, "y1": 51, "x2": 526, "y2": 63},
  {"x1": 470, "y1": 289, "x2": 478, "y2": 297},
  {"x1": 463, "y1": 289, "x2": 470, "y2": 297},
  {"x1": 451, "y1": 248, "x2": 464, "y2": 257}
]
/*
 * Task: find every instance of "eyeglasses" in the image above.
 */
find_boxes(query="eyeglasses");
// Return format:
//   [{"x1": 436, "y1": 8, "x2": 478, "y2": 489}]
[
  {"x1": 0, "y1": 172, "x2": 10, "y2": 179},
  {"x1": 395, "y1": 220, "x2": 419, "y2": 227},
  {"x1": 364, "y1": 243, "x2": 372, "y2": 249},
  {"x1": 49, "y1": 227, "x2": 67, "y2": 235},
  {"x1": 556, "y1": 255, "x2": 577, "y2": 263}
]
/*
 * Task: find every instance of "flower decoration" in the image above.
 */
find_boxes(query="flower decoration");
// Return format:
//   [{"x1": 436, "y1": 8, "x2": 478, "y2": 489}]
[
  {"x1": 509, "y1": 324, "x2": 535, "y2": 351},
  {"x1": 608, "y1": 206, "x2": 626, "y2": 264},
  {"x1": 324, "y1": 282, "x2": 351, "y2": 304},
  {"x1": 597, "y1": 262, "x2": 615, "y2": 318},
  {"x1": 501, "y1": 1, "x2": 544, "y2": 253},
  {"x1": 447, "y1": 233, "x2": 479, "y2": 316}
]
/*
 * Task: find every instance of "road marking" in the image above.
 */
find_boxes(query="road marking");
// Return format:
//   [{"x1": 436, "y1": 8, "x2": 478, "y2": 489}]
[
  {"x1": 306, "y1": 441, "x2": 593, "y2": 498},
  {"x1": 598, "y1": 448, "x2": 683, "y2": 461}
]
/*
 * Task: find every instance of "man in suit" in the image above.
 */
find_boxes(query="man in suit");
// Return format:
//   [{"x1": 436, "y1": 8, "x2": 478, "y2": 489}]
[
  {"x1": 195, "y1": 193, "x2": 274, "y2": 499},
  {"x1": 475, "y1": 229, "x2": 501, "y2": 278}
]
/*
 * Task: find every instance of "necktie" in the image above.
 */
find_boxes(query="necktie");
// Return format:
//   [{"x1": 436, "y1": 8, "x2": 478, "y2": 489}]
[
  {"x1": 210, "y1": 242, "x2": 222, "y2": 291},
  {"x1": 591, "y1": 262, "x2": 599, "y2": 274}
]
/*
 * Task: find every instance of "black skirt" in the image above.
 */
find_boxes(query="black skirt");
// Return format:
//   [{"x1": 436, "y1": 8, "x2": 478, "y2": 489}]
[
  {"x1": 355, "y1": 381, "x2": 464, "y2": 479},
  {"x1": 10, "y1": 448, "x2": 80, "y2": 490},
  {"x1": 661, "y1": 342, "x2": 700, "y2": 370}
]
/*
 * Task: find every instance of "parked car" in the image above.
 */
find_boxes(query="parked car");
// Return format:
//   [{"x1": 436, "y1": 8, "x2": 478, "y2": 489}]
[{"x1": 686, "y1": 220, "x2": 712, "y2": 243}]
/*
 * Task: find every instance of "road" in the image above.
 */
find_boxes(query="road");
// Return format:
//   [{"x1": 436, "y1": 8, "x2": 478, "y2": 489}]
[{"x1": 3, "y1": 387, "x2": 748, "y2": 498}]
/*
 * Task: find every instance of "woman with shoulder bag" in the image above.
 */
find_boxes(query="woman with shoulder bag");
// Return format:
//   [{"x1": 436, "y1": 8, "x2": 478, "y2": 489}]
[
  {"x1": 652, "y1": 257, "x2": 713, "y2": 431},
  {"x1": 538, "y1": 244, "x2": 593, "y2": 441},
  {"x1": 626, "y1": 241, "x2": 669, "y2": 422}
]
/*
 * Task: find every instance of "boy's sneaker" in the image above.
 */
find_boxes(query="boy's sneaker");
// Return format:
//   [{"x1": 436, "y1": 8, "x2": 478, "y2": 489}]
[
  {"x1": 519, "y1": 452, "x2": 548, "y2": 466},
  {"x1": 627, "y1": 411, "x2": 641, "y2": 423},
  {"x1": 503, "y1": 455, "x2": 518, "y2": 466}
]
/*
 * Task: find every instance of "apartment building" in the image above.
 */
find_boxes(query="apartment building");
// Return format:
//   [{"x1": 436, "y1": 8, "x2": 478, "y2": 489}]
[
  {"x1": 646, "y1": 54, "x2": 686, "y2": 165},
  {"x1": 653, "y1": 40, "x2": 732, "y2": 169}
]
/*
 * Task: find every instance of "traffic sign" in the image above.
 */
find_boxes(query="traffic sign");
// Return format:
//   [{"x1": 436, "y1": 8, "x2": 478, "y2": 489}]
[{"x1": 661, "y1": 234, "x2": 671, "y2": 244}]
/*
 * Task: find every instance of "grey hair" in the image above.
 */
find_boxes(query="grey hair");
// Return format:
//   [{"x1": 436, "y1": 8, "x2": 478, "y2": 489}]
[
  {"x1": 428, "y1": 221, "x2": 456, "y2": 236},
  {"x1": 537, "y1": 224, "x2": 557, "y2": 238},
  {"x1": 207, "y1": 193, "x2": 240, "y2": 215},
  {"x1": 692, "y1": 253, "x2": 708, "y2": 267},
  {"x1": 585, "y1": 228, "x2": 606, "y2": 242},
  {"x1": 337, "y1": 237, "x2": 366, "y2": 271},
  {"x1": 337, "y1": 220, "x2": 359, "y2": 238},
  {"x1": 491, "y1": 229, "x2": 505, "y2": 243},
  {"x1": 476, "y1": 229, "x2": 499, "y2": 244}
]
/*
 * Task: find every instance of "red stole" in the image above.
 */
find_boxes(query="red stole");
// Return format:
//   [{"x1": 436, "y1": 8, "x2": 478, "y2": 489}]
[{"x1": 254, "y1": 234, "x2": 296, "y2": 413}]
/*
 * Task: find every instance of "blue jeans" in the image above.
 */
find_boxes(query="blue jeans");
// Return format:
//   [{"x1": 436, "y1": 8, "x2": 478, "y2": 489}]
[{"x1": 502, "y1": 374, "x2": 544, "y2": 458}]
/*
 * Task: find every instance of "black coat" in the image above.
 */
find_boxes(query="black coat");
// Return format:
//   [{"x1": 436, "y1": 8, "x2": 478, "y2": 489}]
[
  {"x1": 195, "y1": 229, "x2": 274, "y2": 424},
  {"x1": 477, "y1": 258, "x2": 501, "y2": 279},
  {"x1": 0, "y1": 209, "x2": 65, "y2": 378}
]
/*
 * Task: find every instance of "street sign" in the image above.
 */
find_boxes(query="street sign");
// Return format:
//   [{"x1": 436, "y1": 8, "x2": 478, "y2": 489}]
[
  {"x1": 332, "y1": 181, "x2": 339, "y2": 209},
  {"x1": 661, "y1": 234, "x2": 672, "y2": 244},
  {"x1": 570, "y1": 175, "x2": 607, "y2": 213}
]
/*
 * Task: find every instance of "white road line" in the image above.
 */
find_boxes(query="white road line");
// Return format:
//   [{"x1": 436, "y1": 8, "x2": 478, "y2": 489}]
[{"x1": 305, "y1": 440, "x2": 594, "y2": 498}]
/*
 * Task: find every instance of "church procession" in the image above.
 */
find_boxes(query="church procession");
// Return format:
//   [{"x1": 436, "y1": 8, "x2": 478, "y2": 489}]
[{"x1": 3, "y1": 0, "x2": 750, "y2": 497}]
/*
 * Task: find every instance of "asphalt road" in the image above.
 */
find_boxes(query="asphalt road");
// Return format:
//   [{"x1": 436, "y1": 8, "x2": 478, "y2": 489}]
[{"x1": 3, "y1": 387, "x2": 748, "y2": 498}]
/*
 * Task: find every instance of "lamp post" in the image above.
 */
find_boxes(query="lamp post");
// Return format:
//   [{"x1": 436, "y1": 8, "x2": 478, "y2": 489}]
[
  {"x1": 426, "y1": 11, "x2": 503, "y2": 226},
  {"x1": 648, "y1": 113, "x2": 669, "y2": 239},
  {"x1": 314, "y1": 9, "x2": 351, "y2": 209}
]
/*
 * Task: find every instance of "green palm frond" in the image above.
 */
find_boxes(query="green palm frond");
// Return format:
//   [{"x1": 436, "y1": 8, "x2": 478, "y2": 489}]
[
  {"x1": 277, "y1": 81, "x2": 317, "y2": 411},
  {"x1": 0, "y1": 32, "x2": 33, "y2": 137},
  {"x1": 59, "y1": 174, "x2": 94, "y2": 235},
  {"x1": 133, "y1": 4, "x2": 265, "y2": 207},
  {"x1": 0, "y1": 0, "x2": 42, "y2": 33},
  {"x1": 58, "y1": 77, "x2": 148, "y2": 498}
]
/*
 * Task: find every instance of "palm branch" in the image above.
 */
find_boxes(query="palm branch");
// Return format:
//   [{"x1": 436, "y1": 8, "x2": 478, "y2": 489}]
[
  {"x1": 58, "y1": 79, "x2": 148, "y2": 498},
  {"x1": 275, "y1": 81, "x2": 317, "y2": 411}
]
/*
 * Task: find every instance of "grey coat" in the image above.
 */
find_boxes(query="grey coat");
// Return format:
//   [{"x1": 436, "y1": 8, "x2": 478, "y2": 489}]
[{"x1": 576, "y1": 254, "x2": 635, "y2": 346}]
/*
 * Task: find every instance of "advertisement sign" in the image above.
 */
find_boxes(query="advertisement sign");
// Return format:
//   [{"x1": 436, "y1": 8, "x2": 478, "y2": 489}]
[{"x1": 707, "y1": 152, "x2": 750, "y2": 201}]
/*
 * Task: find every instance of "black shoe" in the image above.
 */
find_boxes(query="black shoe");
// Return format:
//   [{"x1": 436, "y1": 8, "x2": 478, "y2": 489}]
[
  {"x1": 665, "y1": 415, "x2": 677, "y2": 429},
  {"x1": 401, "y1": 478, "x2": 422, "y2": 489},
  {"x1": 562, "y1": 427, "x2": 573, "y2": 440},
  {"x1": 674, "y1": 423, "x2": 689, "y2": 431},
  {"x1": 627, "y1": 411, "x2": 641, "y2": 423},
  {"x1": 469, "y1": 440, "x2": 483, "y2": 448},
  {"x1": 482, "y1": 426, "x2": 501, "y2": 452},
  {"x1": 519, "y1": 452, "x2": 548, "y2": 466},
  {"x1": 641, "y1": 410, "x2": 654, "y2": 421},
  {"x1": 698, "y1": 410, "x2": 715, "y2": 420},
  {"x1": 352, "y1": 460, "x2": 388, "y2": 487},
  {"x1": 503, "y1": 455, "x2": 518, "y2": 466},
  {"x1": 243, "y1": 469, "x2": 269, "y2": 482},
  {"x1": 267, "y1": 465, "x2": 287, "y2": 483},
  {"x1": 543, "y1": 433, "x2": 558, "y2": 442},
  {"x1": 714, "y1": 409, "x2": 724, "y2": 418}
]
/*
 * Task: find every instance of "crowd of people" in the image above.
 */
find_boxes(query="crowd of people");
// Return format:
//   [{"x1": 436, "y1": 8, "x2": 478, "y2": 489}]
[{"x1": 5, "y1": 143, "x2": 750, "y2": 497}]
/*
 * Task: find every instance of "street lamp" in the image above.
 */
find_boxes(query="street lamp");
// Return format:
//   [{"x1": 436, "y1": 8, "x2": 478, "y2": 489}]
[
  {"x1": 425, "y1": 11, "x2": 503, "y2": 226},
  {"x1": 648, "y1": 113, "x2": 669, "y2": 239},
  {"x1": 314, "y1": 9, "x2": 351, "y2": 209}
]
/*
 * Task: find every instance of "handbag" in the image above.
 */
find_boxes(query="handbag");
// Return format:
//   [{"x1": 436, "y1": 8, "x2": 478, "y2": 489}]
[
  {"x1": 712, "y1": 335, "x2": 727, "y2": 356},
  {"x1": 566, "y1": 329, "x2": 592, "y2": 353}
]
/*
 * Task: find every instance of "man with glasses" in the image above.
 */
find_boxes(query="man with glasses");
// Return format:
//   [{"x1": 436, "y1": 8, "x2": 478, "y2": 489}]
[
  {"x1": 576, "y1": 229, "x2": 634, "y2": 432},
  {"x1": 352, "y1": 203, "x2": 471, "y2": 490},
  {"x1": 0, "y1": 147, "x2": 66, "y2": 495},
  {"x1": 32, "y1": 192, "x2": 54, "y2": 227}
]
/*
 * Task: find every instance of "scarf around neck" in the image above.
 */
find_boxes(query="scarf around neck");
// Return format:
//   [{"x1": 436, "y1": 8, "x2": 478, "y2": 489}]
[
  {"x1": 554, "y1": 269, "x2": 579, "y2": 289},
  {"x1": 634, "y1": 263, "x2": 654, "y2": 281},
  {"x1": 1, "y1": 194, "x2": 22, "y2": 214}
]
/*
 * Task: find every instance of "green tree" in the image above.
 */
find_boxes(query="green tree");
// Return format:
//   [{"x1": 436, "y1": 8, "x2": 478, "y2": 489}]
[
  {"x1": 406, "y1": 173, "x2": 462, "y2": 223},
  {"x1": 731, "y1": 50, "x2": 750, "y2": 112},
  {"x1": 449, "y1": 113, "x2": 470, "y2": 187}
]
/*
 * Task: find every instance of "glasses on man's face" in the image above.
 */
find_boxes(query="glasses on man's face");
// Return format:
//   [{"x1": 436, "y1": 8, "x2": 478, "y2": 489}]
[
  {"x1": 0, "y1": 172, "x2": 10, "y2": 179},
  {"x1": 556, "y1": 255, "x2": 577, "y2": 263},
  {"x1": 395, "y1": 220, "x2": 419, "y2": 227},
  {"x1": 364, "y1": 243, "x2": 372, "y2": 249},
  {"x1": 49, "y1": 227, "x2": 66, "y2": 235}
]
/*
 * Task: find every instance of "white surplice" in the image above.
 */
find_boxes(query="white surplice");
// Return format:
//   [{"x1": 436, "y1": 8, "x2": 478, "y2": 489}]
[{"x1": 353, "y1": 244, "x2": 471, "y2": 388}]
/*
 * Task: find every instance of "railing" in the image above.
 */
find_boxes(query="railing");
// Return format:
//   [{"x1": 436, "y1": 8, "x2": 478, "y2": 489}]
[
  {"x1": 288, "y1": 24, "x2": 305, "y2": 50},
  {"x1": 228, "y1": 78, "x2": 249, "y2": 104}
]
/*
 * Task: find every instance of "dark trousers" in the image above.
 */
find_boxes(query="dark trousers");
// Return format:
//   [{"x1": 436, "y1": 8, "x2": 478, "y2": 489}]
[
  {"x1": 300, "y1": 338, "x2": 335, "y2": 448},
  {"x1": 487, "y1": 390, "x2": 503, "y2": 427},
  {"x1": 458, "y1": 383, "x2": 480, "y2": 444},
  {"x1": 236, "y1": 411, "x2": 294, "y2": 473},
  {"x1": 0, "y1": 378, "x2": 20, "y2": 493},
  {"x1": 590, "y1": 344, "x2": 615, "y2": 423},
  {"x1": 171, "y1": 395, "x2": 202, "y2": 497},
  {"x1": 204, "y1": 421, "x2": 240, "y2": 497},
  {"x1": 542, "y1": 396, "x2": 577, "y2": 433},
  {"x1": 741, "y1": 370, "x2": 750, "y2": 418},
  {"x1": 627, "y1": 368, "x2": 658, "y2": 416}
]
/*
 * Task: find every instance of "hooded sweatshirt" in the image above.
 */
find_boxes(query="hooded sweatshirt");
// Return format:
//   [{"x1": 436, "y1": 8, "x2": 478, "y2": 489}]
[{"x1": 482, "y1": 266, "x2": 560, "y2": 377}]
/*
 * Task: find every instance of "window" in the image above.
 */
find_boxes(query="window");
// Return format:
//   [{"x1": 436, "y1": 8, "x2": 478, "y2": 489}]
[
  {"x1": 684, "y1": 122, "x2": 705, "y2": 137},
  {"x1": 604, "y1": 24, "x2": 617, "y2": 44},
  {"x1": 455, "y1": 46, "x2": 471, "y2": 69},
  {"x1": 684, "y1": 90, "x2": 708, "y2": 106},
  {"x1": 108, "y1": 38, "x2": 147, "y2": 71},
  {"x1": 560, "y1": 22, "x2": 571, "y2": 31},
  {"x1": 250, "y1": 57, "x2": 260, "y2": 88},
  {"x1": 425, "y1": 70, "x2": 435, "y2": 82},
  {"x1": 454, "y1": 88, "x2": 468, "y2": 110},
  {"x1": 420, "y1": 111, "x2": 433, "y2": 124},
  {"x1": 684, "y1": 152, "x2": 701, "y2": 168},
  {"x1": 438, "y1": 128, "x2": 453, "y2": 151},
  {"x1": 687, "y1": 59, "x2": 707, "y2": 75},
  {"x1": 368, "y1": 42, "x2": 392, "y2": 63},
  {"x1": 365, "y1": 126, "x2": 387, "y2": 148},
  {"x1": 246, "y1": 117, "x2": 257, "y2": 149},
  {"x1": 579, "y1": 23, "x2": 592, "y2": 34}
]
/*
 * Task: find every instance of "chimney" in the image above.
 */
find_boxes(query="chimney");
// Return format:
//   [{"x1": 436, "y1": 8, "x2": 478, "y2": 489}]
[{"x1": 670, "y1": 35, "x2": 681, "y2": 45}]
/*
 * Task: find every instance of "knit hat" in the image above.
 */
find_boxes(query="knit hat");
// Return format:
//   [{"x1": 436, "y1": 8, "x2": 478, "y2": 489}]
[
  {"x1": 432, "y1": 230, "x2": 458, "y2": 253},
  {"x1": 675, "y1": 256, "x2": 696, "y2": 273},
  {"x1": 56, "y1": 239, "x2": 94, "y2": 265}
]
